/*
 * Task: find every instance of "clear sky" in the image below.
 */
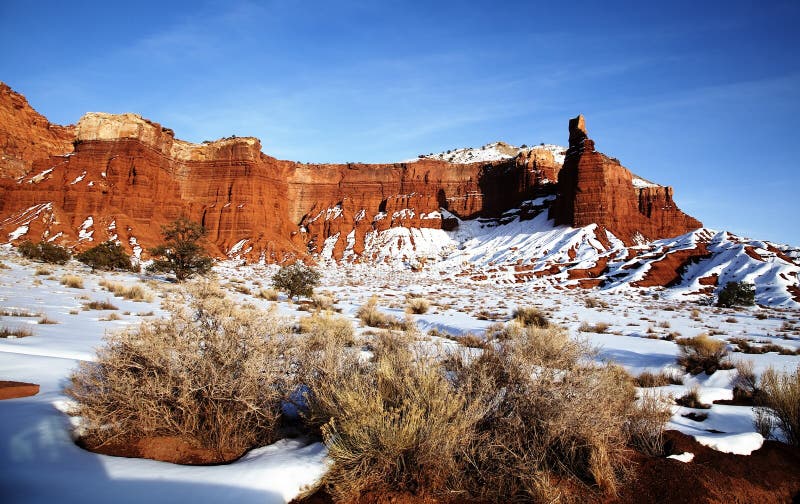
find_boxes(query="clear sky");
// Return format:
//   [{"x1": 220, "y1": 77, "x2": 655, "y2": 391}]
[{"x1": 1, "y1": 0, "x2": 798, "y2": 245}]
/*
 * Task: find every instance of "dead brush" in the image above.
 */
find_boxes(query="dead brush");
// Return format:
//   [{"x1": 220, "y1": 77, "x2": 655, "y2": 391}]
[
  {"x1": 66, "y1": 281, "x2": 295, "y2": 461},
  {"x1": 256, "y1": 288, "x2": 279, "y2": 301},
  {"x1": 405, "y1": 296, "x2": 430, "y2": 315},
  {"x1": 512, "y1": 306, "x2": 549, "y2": 328},
  {"x1": 300, "y1": 331, "x2": 489, "y2": 502},
  {"x1": 635, "y1": 370, "x2": 682, "y2": 387},
  {"x1": 0, "y1": 325, "x2": 34, "y2": 338},
  {"x1": 99, "y1": 279, "x2": 154, "y2": 302},
  {"x1": 626, "y1": 391, "x2": 673, "y2": 456},
  {"x1": 756, "y1": 365, "x2": 800, "y2": 446},
  {"x1": 298, "y1": 311, "x2": 355, "y2": 350},
  {"x1": 356, "y1": 296, "x2": 408, "y2": 329},
  {"x1": 60, "y1": 275, "x2": 84, "y2": 289},
  {"x1": 676, "y1": 333, "x2": 732, "y2": 375},
  {"x1": 452, "y1": 325, "x2": 642, "y2": 501}
]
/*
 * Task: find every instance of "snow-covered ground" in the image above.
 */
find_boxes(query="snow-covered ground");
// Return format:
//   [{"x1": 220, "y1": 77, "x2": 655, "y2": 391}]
[
  {"x1": 1, "y1": 242, "x2": 799, "y2": 502},
  {"x1": 409, "y1": 141, "x2": 566, "y2": 165}
]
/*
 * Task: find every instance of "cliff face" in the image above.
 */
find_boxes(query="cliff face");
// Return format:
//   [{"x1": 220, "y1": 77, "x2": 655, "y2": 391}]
[
  {"x1": 0, "y1": 83, "x2": 75, "y2": 178},
  {"x1": 0, "y1": 84, "x2": 699, "y2": 263},
  {"x1": 551, "y1": 115, "x2": 701, "y2": 243}
]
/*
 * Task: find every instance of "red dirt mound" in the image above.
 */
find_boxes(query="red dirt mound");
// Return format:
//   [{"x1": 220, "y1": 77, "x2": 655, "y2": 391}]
[
  {"x1": 77, "y1": 435, "x2": 245, "y2": 465},
  {"x1": 0, "y1": 380, "x2": 39, "y2": 400}
]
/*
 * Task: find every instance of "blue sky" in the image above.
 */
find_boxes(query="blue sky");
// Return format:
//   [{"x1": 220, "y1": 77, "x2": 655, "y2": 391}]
[{"x1": 1, "y1": 0, "x2": 799, "y2": 245}]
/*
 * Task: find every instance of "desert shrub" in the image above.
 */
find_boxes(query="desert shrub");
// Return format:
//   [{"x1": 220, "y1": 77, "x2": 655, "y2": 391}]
[
  {"x1": 147, "y1": 217, "x2": 213, "y2": 281},
  {"x1": 18, "y1": 240, "x2": 71, "y2": 264},
  {"x1": 301, "y1": 331, "x2": 487, "y2": 501},
  {"x1": 302, "y1": 319, "x2": 667, "y2": 501},
  {"x1": 578, "y1": 321, "x2": 610, "y2": 333},
  {"x1": 83, "y1": 299, "x2": 118, "y2": 310},
  {"x1": 272, "y1": 262, "x2": 321, "y2": 300},
  {"x1": 512, "y1": 306, "x2": 549, "y2": 328},
  {"x1": 99, "y1": 279, "x2": 154, "y2": 302},
  {"x1": 298, "y1": 311, "x2": 355, "y2": 350},
  {"x1": 0, "y1": 325, "x2": 33, "y2": 338},
  {"x1": 66, "y1": 282, "x2": 294, "y2": 460},
  {"x1": 732, "y1": 360, "x2": 757, "y2": 401},
  {"x1": 676, "y1": 333, "x2": 730, "y2": 375},
  {"x1": 310, "y1": 293, "x2": 335, "y2": 311},
  {"x1": 34, "y1": 266, "x2": 52, "y2": 276},
  {"x1": 635, "y1": 370, "x2": 682, "y2": 387},
  {"x1": 756, "y1": 365, "x2": 800, "y2": 446},
  {"x1": 0, "y1": 260, "x2": 9, "y2": 269},
  {"x1": 76, "y1": 241, "x2": 133, "y2": 271},
  {"x1": 453, "y1": 325, "x2": 639, "y2": 500},
  {"x1": 626, "y1": 391, "x2": 673, "y2": 456},
  {"x1": 405, "y1": 297, "x2": 430, "y2": 315},
  {"x1": 356, "y1": 296, "x2": 407, "y2": 329},
  {"x1": 717, "y1": 281, "x2": 755, "y2": 308},
  {"x1": 675, "y1": 386, "x2": 711, "y2": 409},
  {"x1": 257, "y1": 288, "x2": 279, "y2": 301},
  {"x1": 60, "y1": 275, "x2": 84, "y2": 289},
  {"x1": 38, "y1": 315, "x2": 58, "y2": 325}
]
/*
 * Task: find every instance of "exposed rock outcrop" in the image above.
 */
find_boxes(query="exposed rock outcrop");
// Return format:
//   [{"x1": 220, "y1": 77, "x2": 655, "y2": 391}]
[
  {"x1": 551, "y1": 114, "x2": 702, "y2": 244},
  {"x1": 0, "y1": 83, "x2": 74, "y2": 178},
  {"x1": 0, "y1": 83, "x2": 699, "y2": 265}
]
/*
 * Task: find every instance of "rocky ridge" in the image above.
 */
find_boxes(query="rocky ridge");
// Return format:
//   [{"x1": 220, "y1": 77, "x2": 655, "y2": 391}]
[{"x1": 5, "y1": 83, "x2": 791, "y2": 303}]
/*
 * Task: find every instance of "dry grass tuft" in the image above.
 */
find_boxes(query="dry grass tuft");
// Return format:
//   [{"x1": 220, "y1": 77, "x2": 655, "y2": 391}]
[
  {"x1": 256, "y1": 288, "x2": 279, "y2": 301},
  {"x1": 405, "y1": 297, "x2": 430, "y2": 315},
  {"x1": 38, "y1": 315, "x2": 58, "y2": 325},
  {"x1": 301, "y1": 331, "x2": 486, "y2": 501},
  {"x1": 512, "y1": 306, "x2": 549, "y2": 328},
  {"x1": 675, "y1": 386, "x2": 711, "y2": 409},
  {"x1": 83, "y1": 299, "x2": 119, "y2": 311},
  {"x1": 298, "y1": 311, "x2": 355, "y2": 350},
  {"x1": 66, "y1": 281, "x2": 295, "y2": 459},
  {"x1": 756, "y1": 365, "x2": 800, "y2": 446},
  {"x1": 578, "y1": 321, "x2": 610, "y2": 333},
  {"x1": 676, "y1": 333, "x2": 731, "y2": 375},
  {"x1": 635, "y1": 370, "x2": 682, "y2": 387},
  {"x1": 627, "y1": 391, "x2": 673, "y2": 456},
  {"x1": 99, "y1": 279, "x2": 154, "y2": 302},
  {"x1": 0, "y1": 325, "x2": 34, "y2": 338},
  {"x1": 356, "y1": 296, "x2": 408, "y2": 329},
  {"x1": 60, "y1": 275, "x2": 84, "y2": 289},
  {"x1": 35, "y1": 266, "x2": 52, "y2": 276}
]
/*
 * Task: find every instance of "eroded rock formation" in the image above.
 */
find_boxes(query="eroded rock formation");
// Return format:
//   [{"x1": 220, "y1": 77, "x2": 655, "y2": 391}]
[
  {"x1": 551, "y1": 114, "x2": 702, "y2": 244},
  {"x1": 0, "y1": 83, "x2": 700, "y2": 264}
]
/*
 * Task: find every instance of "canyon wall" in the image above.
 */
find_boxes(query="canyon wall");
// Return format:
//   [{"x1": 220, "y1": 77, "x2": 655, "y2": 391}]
[
  {"x1": 550, "y1": 115, "x2": 701, "y2": 244},
  {"x1": 0, "y1": 84, "x2": 699, "y2": 262}
]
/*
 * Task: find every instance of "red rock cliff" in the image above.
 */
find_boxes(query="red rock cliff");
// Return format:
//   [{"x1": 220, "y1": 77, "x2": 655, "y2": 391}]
[
  {"x1": 0, "y1": 84, "x2": 699, "y2": 262},
  {"x1": 551, "y1": 115, "x2": 701, "y2": 244},
  {"x1": 0, "y1": 83, "x2": 75, "y2": 178}
]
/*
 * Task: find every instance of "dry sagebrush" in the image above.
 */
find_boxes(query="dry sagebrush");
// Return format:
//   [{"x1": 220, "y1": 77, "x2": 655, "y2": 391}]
[
  {"x1": 66, "y1": 281, "x2": 294, "y2": 459},
  {"x1": 301, "y1": 322, "x2": 668, "y2": 502}
]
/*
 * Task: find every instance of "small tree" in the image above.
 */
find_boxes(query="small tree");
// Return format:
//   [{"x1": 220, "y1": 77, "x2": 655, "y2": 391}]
[
  {"x1": 77, "y1": 241, "x2": 133, "y2": 271},
  {"x1": 18, "y1": 240, "x2": 70, "y2": 264},
  {"x1": 272, "y1": 262, "x2": 320, "y2": 300},
  {"x1": 147, "y1": 217, "x2": 212, "y2": 281},
  {"x1": 717, "y1": 281, "x2": 755, "y2": 308}
]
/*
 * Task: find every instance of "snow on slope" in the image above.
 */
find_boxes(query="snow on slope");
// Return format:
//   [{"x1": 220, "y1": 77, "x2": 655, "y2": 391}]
[
  {"x1": 317, "y1": 200, "x2": 800, "y2": 307},
  {"x1": 412, "y1": 142, "x2": 567, "y2": 165}
]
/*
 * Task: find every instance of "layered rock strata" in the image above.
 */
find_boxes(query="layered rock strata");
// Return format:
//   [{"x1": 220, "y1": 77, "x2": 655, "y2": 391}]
[{"x1": 0, "y1": 84, "x2": 700, "y2": 263}]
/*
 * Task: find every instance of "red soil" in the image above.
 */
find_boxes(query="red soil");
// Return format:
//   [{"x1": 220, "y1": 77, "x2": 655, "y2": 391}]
[
  {"x1": 77, "y1": 435, "x2": 245, "y2": 465},
  {"x1": 0, "y1": 380, "x2": 39, "y2": 400}
]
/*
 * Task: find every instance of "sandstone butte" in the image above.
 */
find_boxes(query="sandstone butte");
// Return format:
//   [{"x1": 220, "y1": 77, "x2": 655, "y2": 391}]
[{"x1": 0, "y1": 82, "x2": 701, "y2": 263}]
